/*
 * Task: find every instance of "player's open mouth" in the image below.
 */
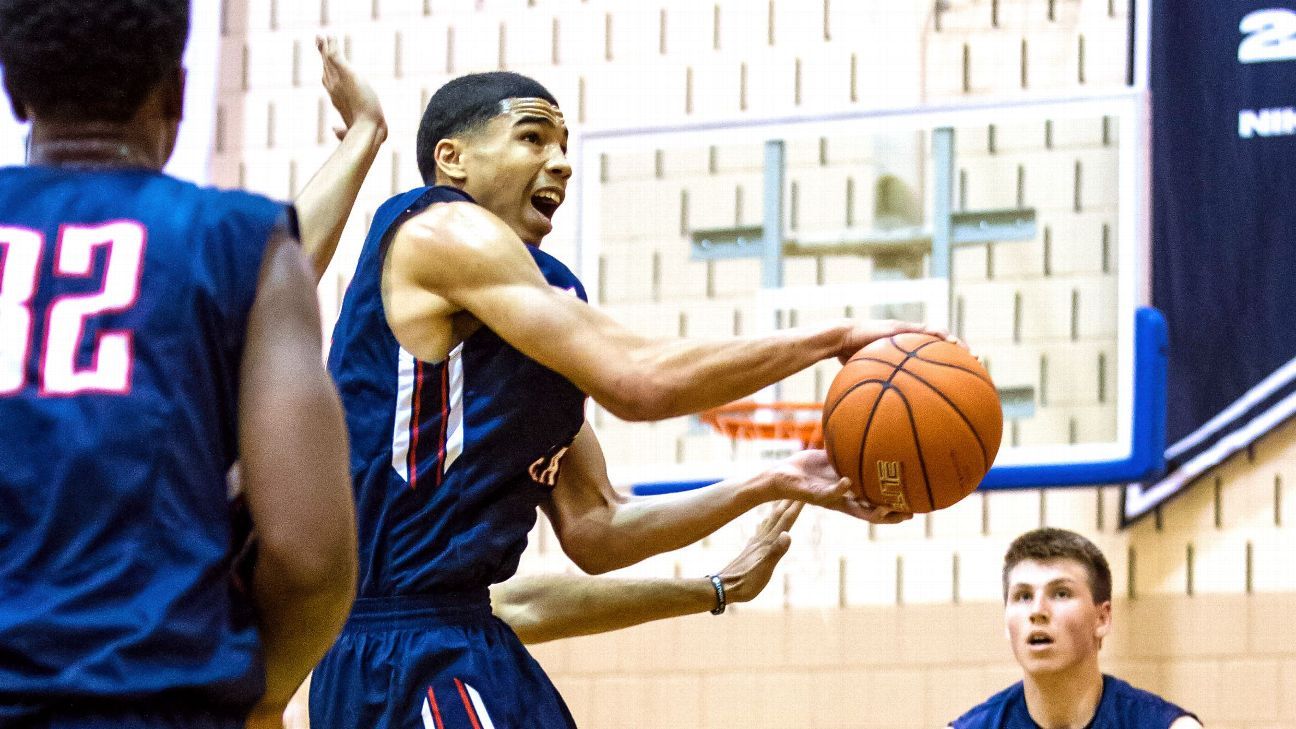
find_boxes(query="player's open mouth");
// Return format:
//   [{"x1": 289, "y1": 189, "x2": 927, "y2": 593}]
[
  {"x1": 531, "y1": 189, "x2": 563, "y2": 219},
  {"x1": 1026, "y1": 632, "x2": 1053, "y2": 647}
]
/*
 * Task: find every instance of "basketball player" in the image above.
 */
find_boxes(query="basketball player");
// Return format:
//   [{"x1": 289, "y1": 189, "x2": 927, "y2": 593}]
[
  {"x1": 0, "y1": 2, "x2": 357, "y2": 727},
  {"x1": 302, "y1": 35, "x2": 810, "y2": 643},
  {"x1": 949, "y1": 528, "x2": 1201, "y2": 729},
  {"x1": 264, "y1": 42, "x2": 825, "y2": 728},
  {"x1": 310, "y1": 68, "x2": 943, "y2": 728}
]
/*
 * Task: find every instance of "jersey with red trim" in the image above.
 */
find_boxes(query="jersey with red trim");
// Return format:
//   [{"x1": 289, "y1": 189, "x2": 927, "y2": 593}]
[
  {"x1": 327, "y1": 186, "x2": 587, "y2": 597},
  {"x1": 0, "y1": 166, "x2": 286, "y2": 719}
]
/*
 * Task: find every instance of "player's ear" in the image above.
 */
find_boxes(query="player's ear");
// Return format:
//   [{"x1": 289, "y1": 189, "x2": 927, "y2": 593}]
[
  {"x1": 1094, "y1": 600, "x2": 1113, "y2": 641},
  {"x1": 434, "y1": 138, "x2": 468, "y2": 184}
]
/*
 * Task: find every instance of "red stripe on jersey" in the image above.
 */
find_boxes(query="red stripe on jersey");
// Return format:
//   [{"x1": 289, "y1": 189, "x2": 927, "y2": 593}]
[
  {"x1": 454, "y1": 678, "x2": 484, "y2": 729},
  {"x1": 409, "y1": 359, "x2": 424, "y2": 490},
  {"x1": 426, "y1": 687, "x2": 446, "y2": 729},
  {"x1": 435, "y1": 360, "x2": 450, "y2": 487}
]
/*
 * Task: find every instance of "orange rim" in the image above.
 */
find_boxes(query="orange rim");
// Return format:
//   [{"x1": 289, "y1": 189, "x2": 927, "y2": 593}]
[{"x1": 699, "y1": 401, "x2": 825, "y2": 449}]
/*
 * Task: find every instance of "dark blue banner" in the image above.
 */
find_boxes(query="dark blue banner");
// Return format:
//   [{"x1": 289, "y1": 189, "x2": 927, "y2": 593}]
[{"x1": 1125, "y1": 1, "x2": 1296, "y2": 522}]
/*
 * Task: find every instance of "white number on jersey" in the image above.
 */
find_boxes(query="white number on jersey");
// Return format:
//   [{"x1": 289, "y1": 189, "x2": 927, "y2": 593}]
[{"x1": 0, "y1": 221, "x2": 146, "y2": 396}]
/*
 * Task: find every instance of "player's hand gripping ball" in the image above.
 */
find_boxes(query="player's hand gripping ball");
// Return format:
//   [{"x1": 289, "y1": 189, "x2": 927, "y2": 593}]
[{"x1": 822, "y1": 333, "x2": 1003, "y2": 513}]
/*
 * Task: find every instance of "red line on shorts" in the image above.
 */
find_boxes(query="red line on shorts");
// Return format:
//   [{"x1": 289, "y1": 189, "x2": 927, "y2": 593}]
[
  {"x1": 454, "y1": 678, "x2": 483, "y2": 729},
  {"x1": 409, "y1": 359, "x2": 423, "y2": 490},
  {"x1": 426, "y1": 687, "x2": 446, "y2": 729}
]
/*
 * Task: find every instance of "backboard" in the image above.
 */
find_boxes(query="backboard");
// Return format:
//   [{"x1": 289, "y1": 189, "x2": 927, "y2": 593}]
[{"x1": 571, "y1": 92, "x2": 1161, "y2": 494}]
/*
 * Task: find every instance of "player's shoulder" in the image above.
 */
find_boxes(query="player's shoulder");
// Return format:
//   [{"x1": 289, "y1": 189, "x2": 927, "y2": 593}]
[
  {"x1": 399, "y1": 187, "x2": 481, "y2": 235},
  {"x1": 186, "y1": 181, "x2": 286, "y2": 221},
  {"x1": 948, "y1": 681, "x2": 1023, "y2": 728},
  {"x1": 393, "y1": 187, "x2": 517, "y2": 265},
  {"x1": 1101, "y1": 675, "x2": 1199, "y2": 727}
]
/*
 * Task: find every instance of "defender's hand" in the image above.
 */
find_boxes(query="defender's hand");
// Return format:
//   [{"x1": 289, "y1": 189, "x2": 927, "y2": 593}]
[
  {"x1": 769, "y1": 449, "x2": 912, "y2": 524},
  {"x1": 836, "y1": 319, "x2": 963, "y2": 363},
  {"x1": 717, "y1": 500, "x2": 802, "y2": 603},
  {"x1": 316, "y1": 35, "x2": 387, "y2": 143}
]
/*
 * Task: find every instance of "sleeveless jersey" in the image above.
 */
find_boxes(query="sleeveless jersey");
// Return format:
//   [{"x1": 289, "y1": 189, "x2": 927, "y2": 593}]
[
  {"x1": 951, "y1": 674, "x2": 1197, "y2": 728},
  {"x1": 327, "y1": 186, "x2": 587, "y2": 598},
  {"x1": 0, "y1": 166, "x2": 286, "y2": 719}
]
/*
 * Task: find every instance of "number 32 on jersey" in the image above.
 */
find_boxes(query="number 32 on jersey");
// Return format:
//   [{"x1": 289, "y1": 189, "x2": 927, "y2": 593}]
[{"x1": 0, "y1": 221, "x2": 145, "y2": 396}]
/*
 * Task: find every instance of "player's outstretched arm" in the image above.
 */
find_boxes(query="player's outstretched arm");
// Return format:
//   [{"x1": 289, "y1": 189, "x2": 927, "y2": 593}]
[
  {"x1": 238, "y1": 227, "x2": 357, "y2": 725},
  {"x1": 294, "y1": 35, "x2": 386, "y2": 282},
  {"x1": 496, "y1": 501, "x2": 801, "y2": 644},
  {"x1": 542, "y1": 423, "x2": 905, "y2": 574},
  {"x1": 391, "y1": 204, "x2": 948, "y2": 422}
]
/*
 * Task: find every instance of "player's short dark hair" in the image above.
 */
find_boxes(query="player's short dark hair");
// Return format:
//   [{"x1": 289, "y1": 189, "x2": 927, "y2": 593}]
[
  {"x1": 0, "y1": 0, "x2": 190, "y2": 123},
  {"x1": 1002, "y1": 527, "x2": 1112, "y2": 604},
  {"x1": 415, "y1": 71, "x2": 559, "y2": 183}
]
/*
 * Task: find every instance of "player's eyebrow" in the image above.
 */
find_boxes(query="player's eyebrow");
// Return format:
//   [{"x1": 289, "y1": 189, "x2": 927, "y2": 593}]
[
  {"x1": 1010, "y1": 576, "x2": 1077, "y2": 591},
  {"x1": 513, "y1": 115, "x2": 569, "y2": 141}
]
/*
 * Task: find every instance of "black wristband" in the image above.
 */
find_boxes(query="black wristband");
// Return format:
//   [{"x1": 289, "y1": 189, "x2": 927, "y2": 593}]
[{"x1": 706, "y1": 574, "x2": 727, "y2": 615}]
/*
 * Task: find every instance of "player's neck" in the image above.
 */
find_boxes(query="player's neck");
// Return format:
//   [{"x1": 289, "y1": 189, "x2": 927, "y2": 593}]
[
  {"x1": 23, "y1": 84, "x2": 178, "y2": 171},
  {"x1": 27, "y1": 120, "x2": 165, "y2": 170},
  {"x1": 1022, "y1": 662, "x2": 1103, "y2": 729}
]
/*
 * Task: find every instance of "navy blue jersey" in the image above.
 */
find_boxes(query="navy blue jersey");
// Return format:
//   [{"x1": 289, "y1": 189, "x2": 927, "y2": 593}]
[
  {"x1": 951, "y1": 675, "x2": 1197, "y2": 728},
  {"x1": 0, "y1": 166, "x2": 286, "y2": 721},
  {"x1": 327, "y1": 186, "x2": 587, "y2": 598}
]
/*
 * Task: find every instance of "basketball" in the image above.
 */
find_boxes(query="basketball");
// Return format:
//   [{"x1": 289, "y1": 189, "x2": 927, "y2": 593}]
[{"x1": 822, "y1": 333, "x2": 1003, "y2": 514}]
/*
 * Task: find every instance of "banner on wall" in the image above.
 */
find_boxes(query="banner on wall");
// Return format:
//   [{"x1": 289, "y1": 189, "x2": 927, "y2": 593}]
[{"x1": 1123, "y1": 1, "x2": 1296, "y2": 523}]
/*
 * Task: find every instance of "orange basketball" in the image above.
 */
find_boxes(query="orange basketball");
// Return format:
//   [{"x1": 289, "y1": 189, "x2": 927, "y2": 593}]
[{"x1": 822, "y1": 333, "x2": 1003, "y2": 514}]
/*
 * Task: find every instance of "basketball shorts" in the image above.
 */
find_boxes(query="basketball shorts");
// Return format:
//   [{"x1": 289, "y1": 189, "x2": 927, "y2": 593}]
[{"x1": 310, "y1": 592, "x2": 577, "y2": 729}]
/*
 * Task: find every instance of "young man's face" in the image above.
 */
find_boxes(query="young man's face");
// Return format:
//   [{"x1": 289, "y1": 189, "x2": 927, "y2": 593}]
[
  {"x1": 456, "y1": 98, "x2": 571, "y2": 244},
  {"x1": 1003, "y1": 558, "x2": 1111, "y2": 678}
]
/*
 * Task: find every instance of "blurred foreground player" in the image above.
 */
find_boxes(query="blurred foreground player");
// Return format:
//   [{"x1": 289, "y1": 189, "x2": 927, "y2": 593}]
[
  {"x1": 949, "y1": 529, "x2": 1201, "y2": 729},
  {"x1": 310, "y1": 68, "x2": 941, "y2": 728},
  {"x1": 0, "y1": 2, "x2": 356, "y2": 727}
]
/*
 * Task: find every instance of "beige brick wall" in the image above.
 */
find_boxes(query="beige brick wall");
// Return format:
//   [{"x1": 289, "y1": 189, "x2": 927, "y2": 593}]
[{"x1": 532, "y1": 593, "x2": 1296, "y2": 728}]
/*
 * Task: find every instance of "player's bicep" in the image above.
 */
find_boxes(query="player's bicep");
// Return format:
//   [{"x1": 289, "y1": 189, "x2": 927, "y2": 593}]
[
  {"x1": 394, "y1": 205, "x2": 647, "y2": 404},
  {"x1": 238, "y1": 229, "x2": 355, "y2": 577}
]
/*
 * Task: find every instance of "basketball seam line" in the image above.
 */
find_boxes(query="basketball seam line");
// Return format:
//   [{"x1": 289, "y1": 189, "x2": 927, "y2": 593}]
[
  {"x1": 890, "y1": 366, "x2": 993, "y2": 469},
  {"x1": 886, "y1": 335, "x2": 943, "y2": 357},
  {"x1": 849, "y1": 353, "x2": 993, "y2": 389},
  {"x1": 823, "y1": 377, "x2": 892, "y2": 424},
  {"x1": 850, "y1": 382, "x2": 891, "y2": 508},
  {"x1": 829, "y1": 381, "x2": 891, "y2": 505},
  {"x1": 890, "y1": 386, "x2": 937, "y2": 512},
  {"x1": 864, "y1": 338, "x2": 995, "y2": 387},
  {"x1": 829, "y1": 346, "x2": 928, "y2": 424},
  {"x1": 819, "y1": 376, "x2": 891, "y2": 466}
]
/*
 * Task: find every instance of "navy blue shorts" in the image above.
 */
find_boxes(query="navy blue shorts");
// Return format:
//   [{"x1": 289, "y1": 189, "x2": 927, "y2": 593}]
[{"x1": 310, "y1": 593, "x2": 576, "y2": 729}]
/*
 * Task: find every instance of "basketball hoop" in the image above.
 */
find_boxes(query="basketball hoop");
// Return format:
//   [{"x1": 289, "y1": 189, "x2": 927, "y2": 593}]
[{"x1": 699, "y1": 401, "x2": 825, "y2": 449}]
